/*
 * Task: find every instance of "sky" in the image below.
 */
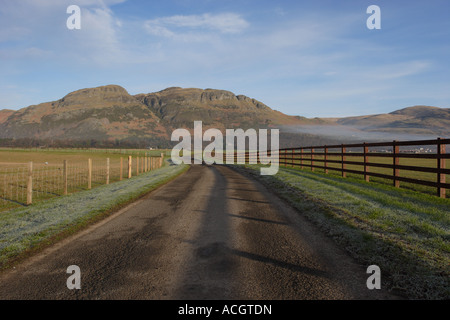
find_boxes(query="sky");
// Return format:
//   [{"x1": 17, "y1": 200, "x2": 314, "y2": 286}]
[{"x1": 0, "y1": 0, "x2": 449, "y2": 117}]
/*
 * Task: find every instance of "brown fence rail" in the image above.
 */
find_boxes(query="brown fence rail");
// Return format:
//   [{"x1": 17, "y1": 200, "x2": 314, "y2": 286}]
[
  {"x1": 245, "y1": 138, "x2": 449, "y2": 198},
  {"x1": 0, "y1": 154, "x2": 165, "y2": 212}
]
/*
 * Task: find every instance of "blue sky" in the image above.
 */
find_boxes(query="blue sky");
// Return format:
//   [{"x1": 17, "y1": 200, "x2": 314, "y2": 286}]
[{"x1": 0, "y1": 0, "x2": 449, "y2": 117}]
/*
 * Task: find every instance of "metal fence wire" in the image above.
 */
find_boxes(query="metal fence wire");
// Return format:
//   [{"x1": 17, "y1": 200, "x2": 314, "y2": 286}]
[{"x1": 0, "y1": 154, "x2": 164, "y2": 213}]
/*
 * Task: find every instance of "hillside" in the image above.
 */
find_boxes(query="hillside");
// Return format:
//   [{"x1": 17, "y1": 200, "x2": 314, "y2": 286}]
[
  {"x1": 134, "y1": 87, "x2": 314, "y2": 131},
  {"x1": 0, "y1": 110, "x2": 15, "y2": 125},
  {"x1": 333, "y1": 106, "x2": 450, "y2": 136},
  {"x1": 0, "y1": 85, "x2": 314, "y2": 147},
  {"x1": 0, "y1": 85, "x2": 167, "y2": 144},
  {"x1": 0, "y1": 85, "x2": 448, "y2": 148}
]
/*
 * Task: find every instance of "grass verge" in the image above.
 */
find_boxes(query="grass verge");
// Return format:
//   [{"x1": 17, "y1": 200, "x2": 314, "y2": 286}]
[
  {"x1": 0, "y1": 162, "x2": 188, "y2": 271},
  {"x1": 233, "y1": 164, "x2": 449, "y2": 300}
]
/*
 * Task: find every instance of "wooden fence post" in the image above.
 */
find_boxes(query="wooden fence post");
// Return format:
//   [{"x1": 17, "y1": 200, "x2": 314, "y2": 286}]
[
  {"x1": 393, "y1": 141, "x2": 400, "y2": 188},
  {"x1": 64, "y1": 160, "x2": 68, "y2": 195},
  {"x1": 324, "y1": 146, "x2": 328, "y2": 174},
  {"x1": 88, "y1": 158, "x2": 92, "y2": 190},
  {"x1": 120, "y1": 157, "x2": 123, "y2": 181},
  {"x1": 342, "y1": 145, "x2": 346, "y2": 178},
  {"x1": 160, "y1": 153, "x2": 164, "y2": 168},
  {"x1": 291, "y1": 149, "x2": 294, "y2": 167},
  {"x1": 128, "y1": 156, "x2": 132, "y2": 179},
  {"x1": 437, "y1": 138, "x2": 446, "y2": 198},
  {"x1": 311, "y1": 148, "x2": 315, "y2": 172},
  {"x1": 364, "y1": 143, "x2": 370, "y2": 182},
  {"x1": 300, "y1": 148, "x2": 304, "y2": 169},
  {"x1": 26, "y1": 161, "x2": 33, "y2": 205},
  {"x1": 106, "y1": 158, "x2": 110, "y2": 185}
]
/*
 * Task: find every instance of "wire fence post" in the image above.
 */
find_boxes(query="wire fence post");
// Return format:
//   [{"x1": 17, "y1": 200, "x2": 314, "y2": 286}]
[
  {"x1": 145, "y1": 154, "x2": 148, "y2": 172},
  {"x1": 106, "y1": 158, "x2": 110, "y2": 185},
  {"x1": 26, "y1": 161, "x2": 33, "y2": 205},
  {"x1": 64, "y1": 160, "x2": 68, "y2": 195},
  {"x1": 88, "y1": 158, "x2": 92, "y2": 190},
  {"x1": 128, "y1": 156, "x2": 132, "y2": 179},
  {"x1": 120, "y1": 157, "x2": 123, "y2": 181},
  {"x1": 437, "y1": 138, "x2": 446, "y2": 198}
]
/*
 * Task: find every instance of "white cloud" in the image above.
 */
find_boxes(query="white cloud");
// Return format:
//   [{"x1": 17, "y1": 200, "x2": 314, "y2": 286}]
[
  {"x1": 15, "y1": 0, "x2": 126, "y2": 7},
  {"x1": 81, "y1": 7, "x2": 121, "y2": 49},
  {"x1": 58, "y1": 5, "x2": 126, "y2": 65},
  {"x1": 144, "y1": 13, "x2": 249, "y2": 39}
]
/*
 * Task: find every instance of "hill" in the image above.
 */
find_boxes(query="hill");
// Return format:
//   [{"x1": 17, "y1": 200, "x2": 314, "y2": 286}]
[
  {"x1": 134, "y1": 86, "x2": 315, "y2": 131},
  {"x1": 0, "y1": 85, "x2": 315, "y2": 147},
  {"x1": 0, "y1": 85, "x2": 447, "y2": 148},
  {"x1": 0, "y1": 85, "x2": 167, "y2": 143},
  {"x1": 334, "y1": 106, "x2": 450, "y2": 136}
]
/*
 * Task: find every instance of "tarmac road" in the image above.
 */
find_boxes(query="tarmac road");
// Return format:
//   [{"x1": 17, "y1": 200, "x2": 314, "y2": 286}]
[{"x1": 0, "y1": 165, "x2": 395, "y2": 299}]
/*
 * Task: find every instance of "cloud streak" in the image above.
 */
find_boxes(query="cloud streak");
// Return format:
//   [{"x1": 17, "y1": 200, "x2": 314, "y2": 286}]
[{"x1": 144, "y1": 13, "x2": 249, "y2": 39}]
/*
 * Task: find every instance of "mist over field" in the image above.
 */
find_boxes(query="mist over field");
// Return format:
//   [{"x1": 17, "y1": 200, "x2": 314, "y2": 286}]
[{"x1": 282, "y1": 125, "x2": 441, "y2": 143}]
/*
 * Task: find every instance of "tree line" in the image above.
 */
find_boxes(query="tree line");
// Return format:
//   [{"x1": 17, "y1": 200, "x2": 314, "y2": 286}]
[{"x1": 0, "y1": 137, "x2": 174, "y2": 149}]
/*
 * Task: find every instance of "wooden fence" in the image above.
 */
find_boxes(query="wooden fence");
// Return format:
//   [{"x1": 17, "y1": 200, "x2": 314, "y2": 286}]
[
  {"x1": 0, "y1": 154, "x2": 164, "y2": 211},
  {"x1": 245, "y1": 138, "x2": 449, "y2": 198}
]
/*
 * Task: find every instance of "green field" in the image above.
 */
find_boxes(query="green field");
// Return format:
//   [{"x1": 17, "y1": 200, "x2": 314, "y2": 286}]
[
  {"x1": 0, "y1": 148, "x2": 170, "y2": 164},
  {"x1": 279, "y1": 152, "x2": 450, "y2": 197}
]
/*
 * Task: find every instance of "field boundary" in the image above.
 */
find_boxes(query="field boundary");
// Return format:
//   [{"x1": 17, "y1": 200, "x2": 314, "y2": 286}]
[
  {"x1": 244, "y1": 137, "x2": 449, "y2": 198},
  {"x1": 1, "y1": 153, "x2": 165, "y2": 212}
]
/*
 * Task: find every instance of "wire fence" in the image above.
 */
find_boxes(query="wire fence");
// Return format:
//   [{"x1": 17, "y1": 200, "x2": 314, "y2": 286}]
[{"x1": 0, "y1": 154, "x2": 164, "y2": 213}]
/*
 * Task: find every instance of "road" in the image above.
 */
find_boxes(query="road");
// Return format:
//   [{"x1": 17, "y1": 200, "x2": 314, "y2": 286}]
[{"x1": 0, "y1": 165, "x2": 395, "y2": 299}]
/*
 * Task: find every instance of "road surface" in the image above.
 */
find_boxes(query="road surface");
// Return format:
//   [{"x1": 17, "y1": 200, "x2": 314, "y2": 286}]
[{"x1": 0, "y1": 165, "x2": 395, "y2": 299}]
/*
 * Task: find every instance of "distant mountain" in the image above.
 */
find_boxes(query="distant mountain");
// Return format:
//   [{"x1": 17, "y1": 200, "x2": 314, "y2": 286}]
[
  {"x1": 0, "y1": 85, "x2": 447, "y2": 148},
  {"x1": 134, "y1": 87, "x2": 314, "y2": 131},
  {"x1": 0, "y1": 85, "x2": 314, "y2": 147},
  {"x1": 331, "y1": 106, "x2": 450, "y2": 136},
  {"x1": 0, "y1": 85, "x2": 167, "y2": 145}
]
